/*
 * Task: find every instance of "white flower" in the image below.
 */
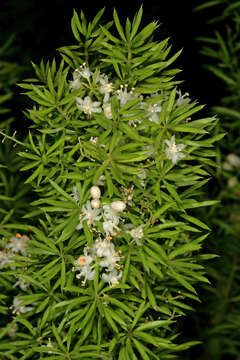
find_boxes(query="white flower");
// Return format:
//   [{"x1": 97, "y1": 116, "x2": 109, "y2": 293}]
[
  {"x1": 137, "y1": 169, "x2": 147, "y2": 187},
  {"x1": 103, "y1": 205, "x2": 120, "y2": 225},
  {"x1": 91, "y1": 199, "x2": 101, "y2": 209},
  {"x1": 226, "y1": 154, "x2": 240, "y2": 168},
  {"x1": 0, "y1": 251, "x2": 14, "y2": 269},
  {"x1": 76, "y1": 265, "x2": 96, "y2": 283},
  {"x1": 165, "y1": 135, "x2": 185, "y2": 164},
  {"x1": 93, "y1": 239, "x2": 121, "y2": 271},
  {"x1": 97, "y1": 175, "x2": 106, "y2": 185},
  {"x1": 223, "y1": 161, "x2": 233, "y2": 171},
  {"x1": 99, "y1": 252, "x2": 121, "y2": 271},
  {"x1": 146, "y1": 145, "x2": 154, "y2": 158},
  {"x1": 102, "y1": 269, "x2": 122, "y2": 287},
  {"x1": 74, "y1": 247, "x2": 93, "y2": 268},
  {"x1": 8, "y1": 323, "x2": 18, "y2": 338},
  {"x1": 78, "y1": 63, "x2": 92, "y2": 79},
  {"x1": 129, "y1": 224, "x2": 144, "y2": 245},
  {"x1": 99, "y1": 75, "x2": 113, "y2": 102},
  {"x1": 46, "y1": 338, "x2": 53, "y2": 354},
  {"x1": 147, "y1": 103, "x2": 162, "y2": 123},
  {"x1": 76, "y1": 96, "x2": 102, "y2": 115},
  {"x1": 103, "y1": 103, "x2": 113, "y2": 119},
  {"x1": 111, "y1": 201, "x2": 126, "y2": 212},
  {"x1": 90, "y1": 186, "x2": 101, "y2": 199},
  {"x1": 69, "y1": 69, "x2": 82, "y2": 91},
  {"x1": 6, "y1": 234, "x2": 28, "y2": 256},
  {"x1": 90, "y1": 136, "x2": 98, "y2": 145},
  {"x1": 176, "y1": 90, "x2": 191, "y2": 106},
  {"x1": 93, "y1": 238, "x2": 115, "y2": 258},
  {"x1": 12, "y1": 297, "x2": 34, "y2": 314},
  {"x1": 74, "y1": 247, "x2": 96, "y2": 283},
  {"x1": 71, "y1": 186, "x2": 80, "y2": 205},
  {"x1": 76, "y1": 201, "x2": 102, "y2": 230},
  {"x1": 13, "y1": 278, "x2": 28, "y2": 291},
  {"x1": 141, "y1": 101, "x2": 162, "y2": 123},
  {"x1": 117, "y1": 85, "x2": 138, "y2": 106},
  {"x1": 125, "y1": 224, "x2": 144, "y2": 245},
  {"x1": 228, "y1": 177, "x2": 238, "y2": 188},
  {"x1": 103, "y1": 221, "x2": 120, "y2": 237}
]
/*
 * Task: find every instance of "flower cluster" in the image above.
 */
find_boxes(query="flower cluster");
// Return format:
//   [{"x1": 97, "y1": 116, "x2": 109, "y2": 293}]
[
  {"x1": 0, "y1": 250, "x2": 14, "y2": 269},
  {"x1": 70, "y1": 64, "x2": 187, "y2": 166},
  {"x1": 73, "y1": 238, "x2": 122, "y2": 287},
  {"x1": 76, "y1": 186, "x2": 125, "y2": 236},
  {"x1": 0, "y1": 233, "x2": 29, "y2": 269},
  {"x1": 11, "y1": 297, "x2": 34, "y2": 315},
  {"x1": 72, "y1": 184, "x2": 147, "y2": 286},
  {"x1": 73, "y1": 186, "x2": 126, "y2": 287},
  {"x1": 6, "y1": 233, "x2": 29, "y2": 256}
]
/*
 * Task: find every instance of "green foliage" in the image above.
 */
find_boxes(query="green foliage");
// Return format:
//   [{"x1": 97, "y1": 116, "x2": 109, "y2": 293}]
[
  {"x1": 0, "y1": 36, "x2": 31, "y2": 226},
  {"x1": 184, "y1": 2, "x2": 240, "y2": 359},
  {"x1": 0, "y1": 7, "x2": 220, "y2": 359}
]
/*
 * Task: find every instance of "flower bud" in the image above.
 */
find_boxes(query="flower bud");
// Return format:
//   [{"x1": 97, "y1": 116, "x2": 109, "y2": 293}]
[
  {"x1": 91, "y1": 199, "x2": 100, "y2": 209},
  {"x1": 228, "y1": 177, "x2": 238, "y2": 188},
  {"x1": 111, "y1": 201, "x2": 126, "y2": 212},
  {"x1": 90, "y1": 186, "x2": 101, "y2": 199},
  {"x1": 227, "y1": 153, "x2": 240, "y2": 168},
  {"x1": 222, "y1": 161, "x2": 232, "y2": 171}
]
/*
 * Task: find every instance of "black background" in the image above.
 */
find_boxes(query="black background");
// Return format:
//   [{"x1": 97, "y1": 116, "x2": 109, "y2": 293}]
[{"x1": 0, "y1": 0, "x2": 223, "y2": 108}]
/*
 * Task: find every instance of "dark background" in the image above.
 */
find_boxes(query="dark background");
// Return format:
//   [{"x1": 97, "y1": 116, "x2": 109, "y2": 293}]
[{"x1": 0, "y1": 0, "x2": 222, "y2": 108}]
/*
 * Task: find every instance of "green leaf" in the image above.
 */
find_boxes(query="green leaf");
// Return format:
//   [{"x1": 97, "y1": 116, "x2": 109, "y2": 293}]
[
  {"x1": 105, "y1": 170, "x2": 114, "y2": 197},
  {"x1": 126, "y1": 338, "x2": 138, "y2": 360},
  {"x1": 194, "y1": 1, "x2": 223, "y2": 11},
  {"x1": 113, "y1": 8, "x2": 126, "y2": 41},
  {"x1": 169, "y1": 267, "x2": 197, "y2": 294},
  {"x1": 130, "y1": 6, "x2": 143, "y2": 40},
  {"x1": 169, "y1": 243, "x2": 201, "y2": 260},
  {"x1": 152, "y1": 203, "x2": 174, "y2": 221},
  {"x1": 103, "y1": 307, "x2": 119, "y2": 333},
  {"x1": 15, "y1": 317, "x2": 35, "y2": 336},
  {"x1": 61, "y1": 258, "x2": 66, "y2": 289},
  {"x1": 211, "y1": 106, "x2": 240, "y2": 120},
  {"x1": 203, "y1": 65, "x2": 236, "y2": 85},
  {"x1": 49, "y1": 179, "x2": 77, "y2": 204},
  {"x1": 170, "y1": 124, "x2": 207, "y2": 134},
  {"x1": 132, "y1": 338, "x2": 150, "y2": 360},
  {"x1": 100, "y1": 25, "x2": 121, "y2": 44},
  {"x1": 52, "y1": 323, "x2": 66, "y2": 352},
  {"x1": 31, "y1": 227, "x2": 58, "y2": 252},
  {"x1": 130, "y1": 301, "x2": 147, "y2": 330},
  {"x1": 56, "y1": 213, "x2": 79, "y2": 243},
  {"x1": 107, "y1": 297, "x2": 134, "y2": 316},
  {"x1": 46, "y1": 134, "x2": 65, "y2": 155},
  {"x1": 122, "y1": 252, "x2": 131, "y2": 284},
  {"x1": 180, "y1": 214, "x2": 210, "y2": 230},
  {"x1": 77, "y1": 301, "x2": 96, "y2": 332},
  {"x1": 136, "y1": 320, "x2": 172, "y2": 332}
]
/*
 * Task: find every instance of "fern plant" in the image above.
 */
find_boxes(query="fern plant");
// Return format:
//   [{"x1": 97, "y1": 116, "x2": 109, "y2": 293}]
[{"x1": 0, "y1": 7, "x2": 222, "y2": 359}]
